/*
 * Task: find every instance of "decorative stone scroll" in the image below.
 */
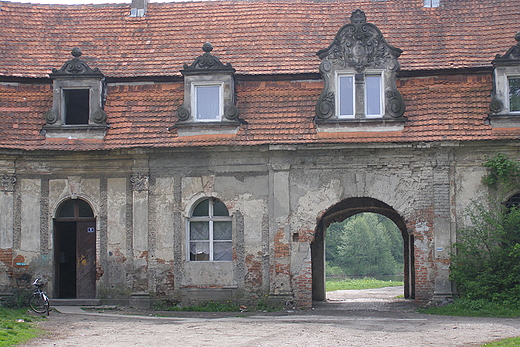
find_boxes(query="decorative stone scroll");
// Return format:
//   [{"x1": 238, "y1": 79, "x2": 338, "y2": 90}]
[
  {"x1": 0, "y1": 174, "x2": 16, "y2": 192},
  {"x1": 181, "y1": 42, "x2": 235, "y2": 74},
  {"x1": 51, "y1": 48, "x2": 104, "y2": 76},
  {"x1": 131, "y1": 173, "x2": 149, "y2": 191},
  {"x1": 315, "y1": 9, "x2": 405, "y2": 120}
]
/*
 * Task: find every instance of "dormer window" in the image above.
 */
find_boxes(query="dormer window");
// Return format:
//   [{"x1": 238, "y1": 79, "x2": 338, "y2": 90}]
[
  {"x1": 193, "y1": 83, "x2": 223, "y2": 121},
  {"x1": 489, "y1": 32, "x2": 520, "y2": 127},
  {"x1": 174, "y1": 43, "x2": 240, "y2": 136},
  {"x1": 44, "y1": 48, "x2": 108, "y2": 138},
  {"x1": 315, "y1": 10, "x2": 406, "y2": 131},
  {"x1": 63, "y1": 89, "x2": 90, "y2": 124}
]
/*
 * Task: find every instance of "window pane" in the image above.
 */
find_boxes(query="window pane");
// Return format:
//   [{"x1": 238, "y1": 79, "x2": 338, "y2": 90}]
[
  {"x1": 58, "y1": 200, "x2": 75, "y2": 218},
  {"x1": 366, "y1": 75, "x2": 382, "y2": 116},
  {"x1": 190, "y1": 242, "x2": 210, "y2": 261},
  {"x1": 192, "y1": 199, "x2": 209, "y2": 216},
  {"x1": 78, "y1": 200, "x2": 94, "y2": 217},
  {"x1": 509, "y1": 78, "x2": 520, "y2": 112},
  {"x1": 213, "y1": 242, "x2": 232, "y2": 261},
  {"x1": 196, "y1": 86, "x2": 220, "y2": 120},
  {"x1": 339, "y1": 76, "x2": 354, "y2": 117},
  {"x1": 214, "y1": 221, "x2": 232, "y2": 240},
  {"x1": 64, "y1": 89, "x2": 89, "y2": 125},
  {"x1": 213, "y1": 200, "x2": 229, "y2": 216},
  {"x1": 190, "y1": 221, "x2": 209, "y2": 240}
]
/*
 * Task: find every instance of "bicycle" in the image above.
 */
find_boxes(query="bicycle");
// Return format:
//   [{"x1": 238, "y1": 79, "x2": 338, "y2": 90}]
[{"x1": 29, "y1": 279, "x2": 50, "y2": 316}]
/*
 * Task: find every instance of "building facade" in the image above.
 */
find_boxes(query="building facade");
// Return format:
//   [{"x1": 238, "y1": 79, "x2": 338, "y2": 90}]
[{"x1": 0, "y1": 0, "x2": 519, "y2": 307}]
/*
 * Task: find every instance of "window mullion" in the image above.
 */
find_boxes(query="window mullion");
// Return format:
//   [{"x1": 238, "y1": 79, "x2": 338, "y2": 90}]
[{"x1": 209, "y1": 220, "x2": 214, "y2": 261}]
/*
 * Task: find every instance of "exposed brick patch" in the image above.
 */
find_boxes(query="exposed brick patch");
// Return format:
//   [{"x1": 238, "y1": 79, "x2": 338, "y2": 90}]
[
  {"x1": 112, "y1": 249, "x2": 127, "y2": 263},
  {"x1": 274, "y1": 229, "x2": 289, "y2": 259},
  {"x1": 0, "y1": 249, "x2": 13, "y2": 268},
  {"x1": 293, "y1": 256, "x2": 313, "y2": 308},
  {"x1": 12, "y1": 254, "x2": 27, "y2": 269},
  {"x1": 244, "y1": 254, "x2": 262, "y2": 298}
]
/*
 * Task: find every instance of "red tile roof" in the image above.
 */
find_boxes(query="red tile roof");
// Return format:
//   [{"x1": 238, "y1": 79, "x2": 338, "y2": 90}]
[
  {"x1": 1, "y1": 73, "x2": 519, "y2": 151},
  {"x1": 0, "y1": 0, "x2": 519, "y2": 78},
  {"x1": 0, "y1": 0, "x2": 520, "y2": 151}
]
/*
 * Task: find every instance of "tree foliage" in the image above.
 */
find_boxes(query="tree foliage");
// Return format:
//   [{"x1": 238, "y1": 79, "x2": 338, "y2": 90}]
[
  {"x1": 326, "y1": 213, "x2": 404, "y2": 276},
  {"x1": 450, "y1": 153, "x2": 520, "y2": 305}
]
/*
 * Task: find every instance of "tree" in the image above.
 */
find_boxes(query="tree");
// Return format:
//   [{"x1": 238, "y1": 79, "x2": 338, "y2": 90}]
[{"x1": 326, "y1": 213, "x2": 404, "y2": 276}]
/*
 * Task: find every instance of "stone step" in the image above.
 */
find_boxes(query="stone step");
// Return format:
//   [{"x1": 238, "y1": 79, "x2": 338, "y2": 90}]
[{"x1": 51, "y1": 299, "x2": 102, "y2": 306}]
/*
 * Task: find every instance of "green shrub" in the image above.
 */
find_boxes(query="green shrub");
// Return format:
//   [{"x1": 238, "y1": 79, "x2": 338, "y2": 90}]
[{"x1": 450, "y1": 154, "x2": 520, "y2": 306}]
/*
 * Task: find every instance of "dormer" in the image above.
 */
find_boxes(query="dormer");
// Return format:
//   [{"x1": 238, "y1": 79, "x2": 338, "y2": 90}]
[
  {"x1": 44, "y1": 48, "x2": 108, "y2": 139},
  {"x1": 315, "y1": 10, "x2": 406, "y2": 133},
  {"x1": 174, "y1": 43, "x2": 240, "y2": 137},
  {"x1": 489, "y1": 32, "x2": 520, "y2": 127}
]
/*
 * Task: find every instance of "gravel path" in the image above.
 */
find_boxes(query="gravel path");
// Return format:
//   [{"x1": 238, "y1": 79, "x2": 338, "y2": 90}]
[{"x1": 21, "y1": 287, "x2": 520, "y2": 347}]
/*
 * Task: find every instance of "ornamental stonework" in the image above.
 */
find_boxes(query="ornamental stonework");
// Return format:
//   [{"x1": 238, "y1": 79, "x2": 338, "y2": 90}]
[
  {"x1": 0, "y1": 174, "x2": 16, "y2": 192},
  {"x1": 131, "y1": 173, "x2": 149, "y2": 191}
]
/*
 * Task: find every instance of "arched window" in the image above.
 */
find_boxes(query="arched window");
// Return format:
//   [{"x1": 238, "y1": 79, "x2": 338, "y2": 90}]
[
  {"x1": 505, "y1": 193, "x2": 520, "y2": 209},
  {"x1": 57, "y1": 199, "x2": 94, "y2": 218},
  {"x1": 188, "y1": 197, "x2": 232, "y2": 261}
]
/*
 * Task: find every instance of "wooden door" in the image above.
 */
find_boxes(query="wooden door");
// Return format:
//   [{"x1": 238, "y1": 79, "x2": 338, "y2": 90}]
[{"x1": 76, "y1": 221, "x2": 96, "y2": 299}]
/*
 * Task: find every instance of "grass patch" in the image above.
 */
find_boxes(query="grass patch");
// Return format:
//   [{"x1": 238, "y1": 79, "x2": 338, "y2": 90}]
[
  {"x1": 419, "y1": 298, "x2": 520, "y2": 318},
  {"x1": 326, "y1": 277, "x2": 404, "y2": 292},
  {"x1": 482, "y1": 337, "x2": 520, "y2": 346},
  {"x1": 0, "y1": 308, "x2": 41, "y2": 347}
]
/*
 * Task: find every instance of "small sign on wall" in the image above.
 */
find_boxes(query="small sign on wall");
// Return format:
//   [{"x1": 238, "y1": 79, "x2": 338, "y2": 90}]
[{"x1": 87, "y1": 227, "x2": 95, "y2": 233}]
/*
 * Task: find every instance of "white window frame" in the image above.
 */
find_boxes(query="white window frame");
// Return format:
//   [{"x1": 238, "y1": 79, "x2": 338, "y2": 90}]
[
  {"x1": 507, "y1": 75, "x2": 520, "y2": 114},
  {"x1": 337, "y1": 73, "x2": 355, "y2": 119},
  {"x1": 187, "y1": 197, "x2": 232, "y2": 262},
  {"x1": 365, "y1": 71, "x2": 384, "y2": 118},
  {"x1": 336, "y1": 71, "x2": 384, "y2": 119},
  {"x1": 191, "y1": 83, "x2": 223, "y2": 122},
  {"x1": 424, "y1": 0, "x2": 440, "y2": 7}
]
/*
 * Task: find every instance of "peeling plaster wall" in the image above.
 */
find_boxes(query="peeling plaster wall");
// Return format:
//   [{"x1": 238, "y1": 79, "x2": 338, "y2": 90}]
[{"x1": 0, "y1": 142, "x2": 511, "y2": 307}]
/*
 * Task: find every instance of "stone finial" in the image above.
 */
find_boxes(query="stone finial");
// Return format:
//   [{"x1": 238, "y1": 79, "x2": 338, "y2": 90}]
[
  {"x1": 71, "y1": 47, "x2": 82, "y2": 58},
  {"x1": 202, "y1": 42, "x2": 213, "y2": 53}
]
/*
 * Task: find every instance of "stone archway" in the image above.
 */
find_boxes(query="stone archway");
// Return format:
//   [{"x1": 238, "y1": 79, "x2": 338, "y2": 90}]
[{"x1": 311, "y1": 197, "x2": 414, "y2": 302}]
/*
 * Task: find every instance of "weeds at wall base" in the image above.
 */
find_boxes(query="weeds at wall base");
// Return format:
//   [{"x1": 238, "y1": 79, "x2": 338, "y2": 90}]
[
  {"x1": 418, "y1": 298, "x2": 520, "y2": 318},
  {"x1": 152, "y1": 299, "x2": 282, "y2": 313}
]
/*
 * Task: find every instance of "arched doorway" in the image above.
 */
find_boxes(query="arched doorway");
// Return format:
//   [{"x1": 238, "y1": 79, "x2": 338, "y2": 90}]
[
  {"x1": 54, "y1": 199, "x2": 96, "y2": 299},
  {"x1": 311, "y1": 197, "x2": 414, "y2": 301}
]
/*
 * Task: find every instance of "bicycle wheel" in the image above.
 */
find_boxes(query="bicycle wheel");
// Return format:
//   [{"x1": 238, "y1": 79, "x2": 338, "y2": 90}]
[{"x1": 29, "y1": 293, "x2": 47, "y2": 314}]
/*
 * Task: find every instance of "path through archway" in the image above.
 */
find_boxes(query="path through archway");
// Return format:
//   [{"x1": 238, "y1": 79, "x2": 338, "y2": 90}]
[{"x1": 311, "y1": 197, "x2": 414, "y2": 304}]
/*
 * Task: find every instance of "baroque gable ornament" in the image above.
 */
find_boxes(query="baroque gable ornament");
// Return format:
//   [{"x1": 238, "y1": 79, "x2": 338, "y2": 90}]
[
  {"x1": 494, "y1": 32, "x2": 520, "y2": 63},
  {"x1": 315, "y1": 9, "x2": 405, "y2": 120},
  {"x1": 181, "y1": 42, "x2": 235, "y2": 74},
  {"x1": 317, "y1": 10, "x2": 403, "y2": 73},
  {"x1": 51, "y1": 48, "x2": 104, "y2": 76},
  {"x1": 490, "y1": 32, "x2": 520, "y2": 114}
]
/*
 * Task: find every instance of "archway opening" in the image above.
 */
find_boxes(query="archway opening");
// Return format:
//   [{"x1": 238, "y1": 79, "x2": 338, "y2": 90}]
[
  {"x1": 54, "y1": 199, "x2": 96, "y2": 299},
  {"x1": 311, "y1": 197, "x2": 414, "y2": 302},
  {"x1": 326, "y1": 212, "x2": 403, "y2": 283}
]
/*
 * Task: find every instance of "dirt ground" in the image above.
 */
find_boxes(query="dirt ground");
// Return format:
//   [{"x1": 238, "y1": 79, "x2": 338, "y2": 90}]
[{"x1": 21, "y1": 287, "x2": 520, "y2": 347}]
